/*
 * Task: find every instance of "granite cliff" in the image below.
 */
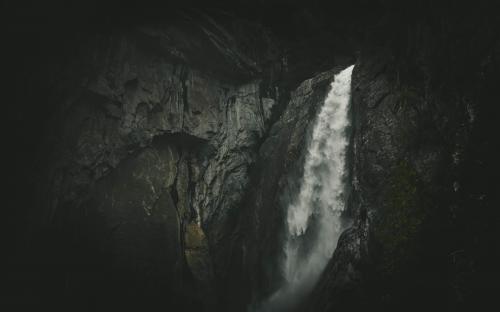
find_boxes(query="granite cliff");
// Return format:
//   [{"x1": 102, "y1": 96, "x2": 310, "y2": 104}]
[{"x1": 4, "y1": 1, "x2": 499, "y2": 311}]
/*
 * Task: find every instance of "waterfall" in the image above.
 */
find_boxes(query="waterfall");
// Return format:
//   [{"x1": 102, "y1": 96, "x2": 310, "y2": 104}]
[{"x1": 258, "y1": 65, "x2": 354, "y2": 311}]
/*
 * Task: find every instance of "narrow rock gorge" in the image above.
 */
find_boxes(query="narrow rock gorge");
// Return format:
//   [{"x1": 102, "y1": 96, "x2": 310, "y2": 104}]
[{"x1": 4, "y1": 1, "x2": 499, "y2": 311}]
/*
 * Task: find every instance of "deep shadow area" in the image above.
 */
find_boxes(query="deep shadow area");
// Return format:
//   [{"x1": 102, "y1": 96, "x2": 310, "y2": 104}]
[{"x1": 3, "y1": 1, "x2": 499, "y2": 311}]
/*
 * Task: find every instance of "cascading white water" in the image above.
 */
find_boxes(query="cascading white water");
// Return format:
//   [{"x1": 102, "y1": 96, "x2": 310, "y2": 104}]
[{"x1": 258, "y1": 65, "x2": 354, "y2": 311}]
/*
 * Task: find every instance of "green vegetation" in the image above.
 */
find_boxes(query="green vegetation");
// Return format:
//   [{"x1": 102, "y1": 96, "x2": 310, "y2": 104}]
[
  {"x1": 397, "y1": 85, "x2": 420, "y2": 108},
  {"x1": 374, "y1": 160, "x2": 427, "y2": 275}
]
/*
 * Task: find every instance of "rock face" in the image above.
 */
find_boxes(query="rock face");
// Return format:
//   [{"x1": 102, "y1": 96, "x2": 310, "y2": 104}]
[
  {"x1": 309, "y1": 3, "x2": 500, "y2": 310},
  {"x1": 10, "y1": 9, "x2": 354, "y2": 310},
  {"x1": 233, "y1": 68, "x2": 345, "y2": 310},
  {"x1": 6, "y1": 2, "x2": 498, "y2": 312},
  {"x1": 15, "y1": 13, "x2": 285, "y2": 310}
]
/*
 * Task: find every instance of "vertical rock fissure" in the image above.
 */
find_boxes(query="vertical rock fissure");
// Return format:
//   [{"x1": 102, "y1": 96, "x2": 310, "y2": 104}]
[{"x1": 258, "y1": 65, "x2": 355, "y2": 311}]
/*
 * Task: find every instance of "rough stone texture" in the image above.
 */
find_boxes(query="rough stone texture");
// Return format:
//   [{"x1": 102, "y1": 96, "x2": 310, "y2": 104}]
[
  {"x1": 7, "y1": 2, "x2": 498, "y2": 311},
  {"x1": 309, "y1": 4, "x2": 500, "y2": 309},
  {"x1": 18, "y1": 13, "x2": 288, "y2": 310},
  {"x1": 216, "y1": 68, "x2": 344, "y2": 310},
  {"x1": 11, "y1": 8, "x2": 356, "y2": 310}
]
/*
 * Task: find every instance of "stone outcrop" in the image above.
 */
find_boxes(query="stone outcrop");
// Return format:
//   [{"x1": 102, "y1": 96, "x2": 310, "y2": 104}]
[
  {"x1": 15, "y1": 7, "x2": 356, "y2": 309},
  {"x1": 22, "y1": 13, "x2": 287, "y2": 310},
  {"x1": 6, "y1": 2, "x2": 498, "y2": 311},
  {"x1": 309, "y1": 4, "x2": 500, "y2": 309},
  {"x1": 222, "y1": 68, "x2": 345, "y2": 310}
]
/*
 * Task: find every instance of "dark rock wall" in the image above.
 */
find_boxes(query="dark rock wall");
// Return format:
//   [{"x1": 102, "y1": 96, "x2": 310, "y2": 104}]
[
  {"x1": 310, "y1": 2, "x2": 500, "y2": 311},
  {"x1": 234, "y1": 68, "x2": 346, "y2": 310},
  {"x1": 5, "y1": 1, "x2": 499, "y2": 311},
  {"x1": 13, "y1": 16, "x2": 283, "y2": 310},
  {"x1": 5, "y1": 7, "x2": 354, "y2": 311}
]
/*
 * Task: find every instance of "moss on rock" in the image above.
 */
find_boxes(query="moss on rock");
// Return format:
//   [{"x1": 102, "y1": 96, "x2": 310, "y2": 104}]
[{"x1": 374, "y1": 160, "x2": 427, "y2": 275}]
